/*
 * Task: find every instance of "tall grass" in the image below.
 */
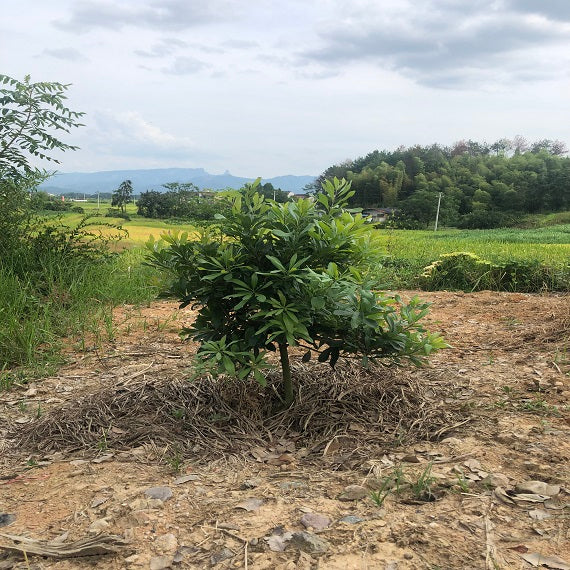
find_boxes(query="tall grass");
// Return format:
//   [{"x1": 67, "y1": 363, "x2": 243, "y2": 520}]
[{"x1": 0, "y1": 247, "x2": 164, "y2": 373}]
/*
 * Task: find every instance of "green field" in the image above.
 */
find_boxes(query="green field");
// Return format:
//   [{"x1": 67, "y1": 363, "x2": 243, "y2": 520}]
[
  {"x1": 60, "y1": 202, "x2": 570, "y2": 265},
  {"x1": 377, "y1": 226, "x2": 570, "y2": 266}
]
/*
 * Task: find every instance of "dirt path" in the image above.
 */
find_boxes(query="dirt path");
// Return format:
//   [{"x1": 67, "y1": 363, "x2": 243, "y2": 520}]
[{"x1": 1, "y1": 291, "x2": 568, "y2": 569}]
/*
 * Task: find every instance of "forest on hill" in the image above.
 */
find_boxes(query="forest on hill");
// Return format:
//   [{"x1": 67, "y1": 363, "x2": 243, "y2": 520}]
[{"x1": 309, "y1": 138, "x2": 570, "y2": 228}]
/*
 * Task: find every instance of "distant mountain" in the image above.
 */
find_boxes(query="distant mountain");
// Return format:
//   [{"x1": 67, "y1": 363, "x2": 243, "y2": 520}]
[{"x1": 38, "y1": 168, "x2": 315, "y2": 195}]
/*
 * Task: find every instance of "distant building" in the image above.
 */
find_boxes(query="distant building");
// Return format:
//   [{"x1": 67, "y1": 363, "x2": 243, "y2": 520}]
[{"x1": 361, "y1": 207, "x2": 397, "y2": 223}]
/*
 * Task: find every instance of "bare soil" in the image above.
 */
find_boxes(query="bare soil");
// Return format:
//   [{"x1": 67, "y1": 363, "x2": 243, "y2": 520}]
[{"x1": 1, "y1": 291, "x2": 569, "y2": 570}]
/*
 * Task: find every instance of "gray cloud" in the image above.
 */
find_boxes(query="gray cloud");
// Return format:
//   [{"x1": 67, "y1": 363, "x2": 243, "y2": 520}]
[
  {"x1": 134, "y1": 38, "x2": 187, "y2": 58},
  {"x1": 54, "y1": 0, "x2": 237, "y2": 33},
  {"x1": 162, "y1": 56, "x2": 209, "y2": 75},
  {"x1": 299, "y1": 1, "x2": 570, "y2": 89},
  {"x1": 221, "y1": 39, "x2": 259, "y2": 50},
  {"x1": 42, "y1": 47, "x2": 89, "y2": 62},
  {"x1": 508, "y1": 0, "x2": 570, "y2": 20}
]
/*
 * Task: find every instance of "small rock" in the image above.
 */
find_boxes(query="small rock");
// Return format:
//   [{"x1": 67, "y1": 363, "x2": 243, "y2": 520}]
[
  {"x1": 0, "y1": 514, "x2": 16, "y2": 527},
  {"x1": 339, "y1": 515, "x2": 365, "y2": 524},
  {"x1": 240, "y1": 478, "x2": 263, "y2": 489},
  {"x1": 128, "y1": 510, "x2": 151, "y2": 525},
  {"x1": 88, "y1": 518, "x2": 110, "y2": 533},
  {"x1": 124, "y1": 528, "x2": 135, "y2": 541},
  {"x1": 91, "y1": 496, "x2": 109, "y2": 509},
  {"x1": 482, "y1": 473, "x2": 509, "y2": 488},
  {"x1": 210, "y1": 547, "x2": 235, "y2": 565},
  {"x1": 266, "y1": 533, "x2": 291, "y2": 552},
  {"x1": 124, "y1": 554, "x2": 140, "y2": 565},
  {"x1": 150, "y1": 555, "x2": 173, "y2": 570},
  {"x1": 440, "y1": 437, "x2": 462, "y2": 446},
  {"x1": 401, "y1": 454, "x2": 421, "y2": 463},
  {"x1": 515, "y1": 481, "x2": 560, "y2": 497},
  {"x1": 92, "y1": 453, "x2": 114, "y2": 464},
  {"x1": 279, "y1": 481, "x2": 308, "y2": 491},
  {"x1": 463, "y1": 459, "x2": 483, "y2": 472},
  {"x1": 156, "y1": 533, "x2": 178, "y2": 553},
  {"x1": 338, "y1": 485, "x2": 368, "y2": 501},
  {"x1": 235, "y1": 498, "x2": 263, "y2": 512},
  {"x1": 69, "y1": 459, "x2": 89, "y2": 467},
  {"x1": 173, "y1": 474, "x2": 199, "y2": 485},
  {"x1": 129, "y1": 498, "x2": 164, "y2": 510},
  {"x1": 300, "y1": 513, "x2": 331, "y2": 531},
  {"x1": 144, "y1": 487, "x2": 173, "y2": 502},
  {"x1": 288, "y1": 531, "x2": 330, "y2": 555},
  {"x1": 529, "y1": 509, "x2": 552, "y2": 520},
  {"x1": 404, "y1": 552, "x2": 413, "y2": 560}
]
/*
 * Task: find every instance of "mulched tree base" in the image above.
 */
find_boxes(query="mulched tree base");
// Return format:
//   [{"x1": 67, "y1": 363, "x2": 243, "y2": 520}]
[{"x1": 13, "y1": 362, "x2": 467, "y2": 462}]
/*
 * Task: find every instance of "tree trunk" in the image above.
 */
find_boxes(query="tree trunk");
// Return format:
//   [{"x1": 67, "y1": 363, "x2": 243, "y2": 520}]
[{"x1": 278, "y1": 343, "x2": 294, "y2": 407}]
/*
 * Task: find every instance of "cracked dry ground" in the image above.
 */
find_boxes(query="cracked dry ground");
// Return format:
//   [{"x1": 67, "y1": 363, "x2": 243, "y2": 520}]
[{"x1": 0, "y1": 291, "x2": 569, "y2": 570}]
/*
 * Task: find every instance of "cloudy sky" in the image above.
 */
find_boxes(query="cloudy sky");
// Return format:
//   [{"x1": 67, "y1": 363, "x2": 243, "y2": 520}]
[{"x1": 1, "y1": 0, "x2": 569, "y2": 178}]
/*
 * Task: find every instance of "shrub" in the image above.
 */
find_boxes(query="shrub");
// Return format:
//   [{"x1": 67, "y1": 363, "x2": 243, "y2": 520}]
[
  {"x1": 147, "y1": 178, "x2": 447, "y2": 406},
  {"x1": 421, "y1": 252, "x2": 570, "y2": 292},
  {"x1": 106, "y1": 208, "x2": 131, "y2": 221},
  {"x1": 420, "y1": 252, "x2": 494, "y2": 291}
]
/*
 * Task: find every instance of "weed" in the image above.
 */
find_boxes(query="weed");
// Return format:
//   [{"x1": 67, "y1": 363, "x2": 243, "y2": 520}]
[
  {"x1": 18, "y1": 401, "x2": 28, "y2": 413},
  {"x1": 454, "y1": 471, "x2": 470, "y2": 493},
  {"x1": 517, "y1": 398, "x2": 560, "y2": 416},
  {"x1": 0, "y1": 369, "x2": 28, "y2": 391},
  {"x1": 171, "y1": 408, "x2": 186, "y2": 421},
  {"x1": 165, "y1": 448, "x2": 184, "y2": 473},
  {"x1": 97, "y1": 429, "x2": 108, "y2": 452},
  {"x1": 410, "y1": 462, "x2": 436, "y2": 501},
  {"x1": 370, "y1": 477, "x2": 393, "y2": 507}
]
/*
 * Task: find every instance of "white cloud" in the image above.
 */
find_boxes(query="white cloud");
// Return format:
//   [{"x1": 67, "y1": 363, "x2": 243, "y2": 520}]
[{"x1": 88, "y1": 111, "x2": 198, "y2": 159}]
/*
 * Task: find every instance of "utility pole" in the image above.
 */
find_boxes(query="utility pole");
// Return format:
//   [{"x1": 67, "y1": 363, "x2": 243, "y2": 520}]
[{"x1": 434, "y1": 192, "x2": 442, "y2": 232}]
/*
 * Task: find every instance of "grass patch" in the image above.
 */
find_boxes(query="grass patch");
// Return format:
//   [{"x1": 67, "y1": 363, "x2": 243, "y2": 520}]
[{"x1": 0, "y1": 248, "x2": 165, "y2": 372}]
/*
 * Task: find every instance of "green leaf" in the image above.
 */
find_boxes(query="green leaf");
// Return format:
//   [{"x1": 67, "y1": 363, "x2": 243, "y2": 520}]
[
  {"x1": 311, "y1": 296, "x2": 325, "y2": 310},
  {"x1": 302, "y1": 351, "x2": 311, "y2": 362}
]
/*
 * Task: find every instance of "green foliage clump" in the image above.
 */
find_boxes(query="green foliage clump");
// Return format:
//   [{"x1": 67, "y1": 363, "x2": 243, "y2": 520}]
[
  {"x1": 137, "y1": 184, "x2": 230, "y2": 222},
  {"x1": 420, "y1": 253, "x2": 494, "y2": 291},
  {"x1": 147, "y1": 178, "x2": 447, "y2": 406},
  {"x1": 420, "y1": 252, "x2": 570, "y2": 292}
]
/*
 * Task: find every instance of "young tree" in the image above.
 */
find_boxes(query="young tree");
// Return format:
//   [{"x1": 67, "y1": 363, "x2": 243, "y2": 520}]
[
  {"x1": 111, "y1": 180, "x2": 133, "y2": 214},
  {"x1": 0, "y1": 74, "x2": 83, "y2": 255},
  {"x1": 0, "y1": 74, "x2": 84, "y2": 180},
  {"x1": 147, "y1": 178, "x2": 447, "y2": 407}
]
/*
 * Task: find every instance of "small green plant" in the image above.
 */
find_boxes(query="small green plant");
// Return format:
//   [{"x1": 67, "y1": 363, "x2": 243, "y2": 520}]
[
  {"x1": 97, "y1": 429, "x2": 108, "y2": 452},
  {"x1": 171, "y1": 408, "x2": 186, "y2": 421},
  {"x1": 454, "y1": 471, "x2": 470, "y2": 493},
  {"x1": 410, "y1": 462, "x2": 437, "y2": 501},
  {"x1": 165, "y1": 447, "x2": 184, "y2": 473},
  {"x1": 517, "y1": 398, "x2": 560, "y2": 416},
  {"x1": 18, "y1": 401, "x2": 28, "y2": 413},
  {"x1": 370, "y1": 476, "x2": 393, "y2": 507}
]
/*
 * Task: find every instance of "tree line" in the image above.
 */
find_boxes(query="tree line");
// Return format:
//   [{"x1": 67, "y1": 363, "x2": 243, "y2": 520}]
[{"x1": 308, "y1": 139, "x2": 570, "y2": 228}]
